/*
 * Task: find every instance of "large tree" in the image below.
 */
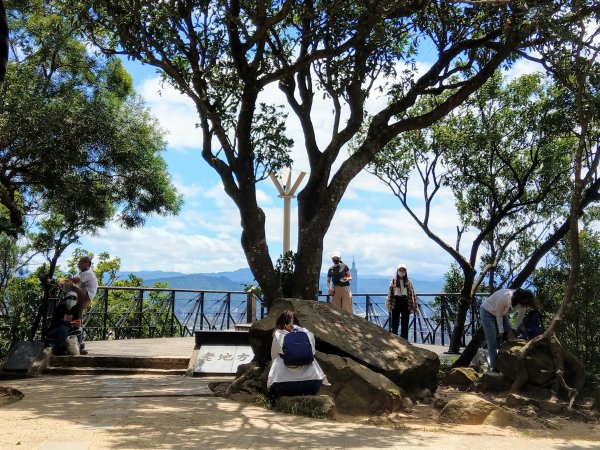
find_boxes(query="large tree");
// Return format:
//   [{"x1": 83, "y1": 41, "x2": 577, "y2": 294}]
[
  {"x1": 0, "y1": 0, "x2": 182, "y2": 236},
  {"x1": 367, "y1": 72, "x2": 595, "y2": 353},
  {"x1": 0, "y1": 1, "x2": 7, "y2": 85},
  {"x1": 63, "y1": 0, "x2": 599, "y2": 305}
]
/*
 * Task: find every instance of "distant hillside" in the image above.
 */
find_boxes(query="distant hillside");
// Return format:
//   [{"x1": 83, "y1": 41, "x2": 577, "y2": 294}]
[
  {"x1": 318, "y1": 276, "x2": 444, "y2": 295},
  {"x1": 144, "y1": 273, "x2": 246, "y2": 291},
  {"x1": 117, "y1": 270, "x2": 184, "y2": 281},
  {"x1": 201, "y1": 268, "x2": 255, "y2": 284},
  {"x1": 125, "y1": 270, "x2": 444, "y2": 295}
]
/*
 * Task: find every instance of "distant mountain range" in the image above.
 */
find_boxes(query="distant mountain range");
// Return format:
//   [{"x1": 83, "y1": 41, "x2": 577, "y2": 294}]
[{"x1": 118, "y1": 269, "x2": 446, "y2": 294}]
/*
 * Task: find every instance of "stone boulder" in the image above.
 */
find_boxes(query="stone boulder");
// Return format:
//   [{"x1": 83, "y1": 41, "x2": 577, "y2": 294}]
[
  {"x1": 439, "y1": 393, "x2": 537, "y2": 428},
  {"x1": 275, "y1": 395, "x2": 336, "y2": 419},
  {"x1": 477, "y1": 371, "x2": 512, "y2": 393},
  {"x1": 438, "y1": 394, "x2": 498, "y2": 425},
  {"x1": 316, "y1": 352, "x2": 404, "y2": 415},
  {"x1": 441, "y1": 367, "x2": 481, "y2": 390},
  {"x1": 249, "y1": 298, "x2": 439, "y2": 393}
]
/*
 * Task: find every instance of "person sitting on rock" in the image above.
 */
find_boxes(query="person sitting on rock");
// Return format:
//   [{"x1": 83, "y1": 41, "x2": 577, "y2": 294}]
[
  {"x1": 45, "y1": 291, "x2": 82, "y2": 355},
  {"x1": 267, "y1": 310, "x2": 329, "y2": 404}
]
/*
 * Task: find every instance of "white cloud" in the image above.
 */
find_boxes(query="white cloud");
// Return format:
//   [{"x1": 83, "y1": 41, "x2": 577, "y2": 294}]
[
  {"x1": 64, "y1": 55, "x2": 490, "y2": 281},
  {"x1": 137, "y1": 77, "x2": 203, "y2": 151},
  {"x1": 77, "y1": 222, "x2": 246, "y2": 273},
  {"x1": 506, "y1": 58, "x2": 543, "y2": 80}
]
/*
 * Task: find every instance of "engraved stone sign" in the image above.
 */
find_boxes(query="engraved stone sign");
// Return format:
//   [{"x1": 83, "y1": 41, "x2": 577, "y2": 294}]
[{"x1": 193, "y1": 345, "x2": 254, "y2": 375}]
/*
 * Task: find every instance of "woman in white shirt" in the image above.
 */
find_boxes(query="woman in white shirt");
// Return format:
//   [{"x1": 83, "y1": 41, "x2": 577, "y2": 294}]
[
  {"x1": 480, "y1": 288, "x2": 536, "y2": 372},
  {"x1": 267, "y1": 310, "x2": 329, "y2": 402}
]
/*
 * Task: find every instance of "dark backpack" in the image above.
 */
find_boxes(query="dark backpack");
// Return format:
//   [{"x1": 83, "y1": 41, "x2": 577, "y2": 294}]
[
  {"x1": 280, "y1": 329, "x2": 314, "y2": 367},
  {"x1": 520, "y1": 309, "x2": 544, "y2": 340}
]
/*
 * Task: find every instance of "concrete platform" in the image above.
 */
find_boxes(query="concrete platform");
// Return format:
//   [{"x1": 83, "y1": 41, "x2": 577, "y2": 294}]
[{"x1": 84, "y1": 337, "x2": 195, "y2": 358}]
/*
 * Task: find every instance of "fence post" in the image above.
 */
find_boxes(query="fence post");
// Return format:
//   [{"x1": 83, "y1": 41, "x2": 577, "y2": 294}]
[
  {"x1": 170, "y1": 290, "x2": 176, "y2": 336},
  {"x1": 137, "y1": 290, "x2": 144, "y2": 338},
  {"x1": 102, "y1": 289, "x2": 108, "y2": 340},
  {"x1": 226, "y1": 293, "x2": 231, "y2": 329},
  {"x1": 365, "y1": 295, "x2": 371, "y2": 321},
  {"x1": 246, "y1": 292, "x2": 256, "y2": 324},
  {"x1": 441, "y1": 297, "x2": 447, "y2": 346},
  {"x1": 199, "y1": 292, "x2": 205, "y2": 331}
]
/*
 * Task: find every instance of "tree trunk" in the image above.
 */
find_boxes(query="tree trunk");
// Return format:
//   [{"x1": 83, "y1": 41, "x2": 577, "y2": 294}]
[
  {"x1": 238, "y1": 203, "x2": 282, "y2": 309},
  {"x1": 447, "y1": 297, "x2": 471, "y2": 353},
  {"x1": 0, "y1": 1, "x2": 8, "y2": 85},
  {"x1": 453, "y1": 327, "x2": 485, "y2": 367},
  {"x1": 28, "y1": 253, "x2": 60, "y2": 341},
  {"x1": 448, "y1": 271, "x2": 476, "y2": 353}
]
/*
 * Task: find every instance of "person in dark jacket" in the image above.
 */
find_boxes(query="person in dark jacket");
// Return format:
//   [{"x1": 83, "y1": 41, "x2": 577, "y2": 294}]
[{"x1": 45, "y1": 291, "x2": 81, "y2": 355}]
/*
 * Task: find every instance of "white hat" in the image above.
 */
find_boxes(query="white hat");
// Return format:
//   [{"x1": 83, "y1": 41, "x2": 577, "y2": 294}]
[
  {"x1": 331, "y1": 252, "x2": 341, "y2": 259},
  {"x1": 65, "y1": 291, "x2": 78, "y2": 299},
  {"x1": 397, "y1": 263, "x2": 407, "y2": 270}
]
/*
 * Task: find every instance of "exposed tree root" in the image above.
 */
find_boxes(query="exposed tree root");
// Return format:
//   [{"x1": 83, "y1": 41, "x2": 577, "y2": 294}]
[{"x1": 509, "y1": 333, "x2": 585, "y2": 410}]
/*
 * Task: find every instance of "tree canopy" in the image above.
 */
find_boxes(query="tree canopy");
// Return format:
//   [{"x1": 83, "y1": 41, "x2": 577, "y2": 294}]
[
  {"x1": 0, "y1": 0, "x2": 182, "y2": 236},
  {"x1": 58, "y1": 0, "x2": 600, "y2": 304}
]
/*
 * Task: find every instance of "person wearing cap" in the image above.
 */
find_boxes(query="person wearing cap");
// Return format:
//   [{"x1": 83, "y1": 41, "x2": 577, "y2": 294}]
[
  {"x1": 480, "y1": 288, "x2": 537, "y2": 372},
  {"x1": 386, "y1": 264, "x2": 418, "y2": 339},
  {"x1": 326, "y1": 252, "x2": 353, "y2": 313},
  {"x1": 45, "y1": 291, "x2": 82, "y2": 355}
]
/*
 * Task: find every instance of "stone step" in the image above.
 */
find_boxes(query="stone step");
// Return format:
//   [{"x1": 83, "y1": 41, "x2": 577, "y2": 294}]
[
  {"x1": 49, "y1": 355, "x2": 189, "y2": 370},
  {"x1": 44, "y1": 366, "x2": 188, "y2": 376}
]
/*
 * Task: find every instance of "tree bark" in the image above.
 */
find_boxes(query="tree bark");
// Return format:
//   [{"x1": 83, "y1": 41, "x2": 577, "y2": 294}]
[{"x1": 0, "y1": 1, "x2": 8, "y2": 85}]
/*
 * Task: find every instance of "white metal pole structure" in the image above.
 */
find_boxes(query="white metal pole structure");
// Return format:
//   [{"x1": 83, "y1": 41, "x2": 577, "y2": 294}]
[{"x1": 269, "y1": 168, "x2": 307, "y2": 254}]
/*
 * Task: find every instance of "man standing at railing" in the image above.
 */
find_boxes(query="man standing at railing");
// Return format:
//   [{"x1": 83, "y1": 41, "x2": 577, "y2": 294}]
[
  {"x1": 58, "y1": 255, "x2": 98, "y2": 355},
  {"x1": 326, "y1": 252, "x2": 353, "y2": 313}
]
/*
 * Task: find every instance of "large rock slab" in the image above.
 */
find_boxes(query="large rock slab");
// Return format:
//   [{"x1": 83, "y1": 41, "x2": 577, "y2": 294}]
[
  {"x1": 316, "y1": 352, "x2": 404, "y2": 415},
  {"x1": 249, "y1": 298, "x2": 439, "y2": 393}
]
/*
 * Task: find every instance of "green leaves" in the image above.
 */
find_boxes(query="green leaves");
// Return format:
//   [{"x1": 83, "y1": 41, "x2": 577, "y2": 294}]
[{"x1": 0, "y1": 0, "x2": 182, "y2": 237}]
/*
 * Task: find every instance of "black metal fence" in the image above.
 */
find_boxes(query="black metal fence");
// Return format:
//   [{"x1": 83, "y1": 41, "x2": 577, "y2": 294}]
[{"x1": 41, "y1": 286, "x2": 486, "y2": 346}]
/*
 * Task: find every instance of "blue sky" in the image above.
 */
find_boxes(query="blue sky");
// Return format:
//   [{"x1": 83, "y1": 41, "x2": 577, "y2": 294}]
[{"x1": 71, "y1": 56, "x2": 541, "y2": 279}]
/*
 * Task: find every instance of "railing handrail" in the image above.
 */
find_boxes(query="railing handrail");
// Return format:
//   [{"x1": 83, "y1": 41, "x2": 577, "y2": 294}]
[
  {"x1": 34, "y1": 285, "x2": 485, "y2": 345},
  {"x1": 97, "y1": 285, "x2": 250, "y2": 294}
]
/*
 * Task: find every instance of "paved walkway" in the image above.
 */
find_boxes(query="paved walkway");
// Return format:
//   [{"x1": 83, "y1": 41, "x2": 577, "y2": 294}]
[{"x1": 1, "y1": 374, "x2": 599, "y2": 450}]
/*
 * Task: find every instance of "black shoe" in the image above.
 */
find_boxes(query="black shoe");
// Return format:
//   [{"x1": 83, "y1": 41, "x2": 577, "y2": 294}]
[{"x1": 79, "y1": 348, "x2": 88, "y2": 355}]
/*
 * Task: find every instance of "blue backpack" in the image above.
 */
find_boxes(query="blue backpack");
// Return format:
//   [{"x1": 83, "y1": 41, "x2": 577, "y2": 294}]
[
  {"x1": 280, "y1": 329, "x2": 314, "y2": 367},
  {"x1": 520, "y1": 309, "x2": 544, "y2": 340}
]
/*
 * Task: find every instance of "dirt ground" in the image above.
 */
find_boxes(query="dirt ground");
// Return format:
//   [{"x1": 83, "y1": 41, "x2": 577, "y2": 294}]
[
  {"x1": 340, "y1": 386, "x2": 600, "y2": 443},
  {"x1": 1, "y1": 376, "x2": 599, "y2": 450}
]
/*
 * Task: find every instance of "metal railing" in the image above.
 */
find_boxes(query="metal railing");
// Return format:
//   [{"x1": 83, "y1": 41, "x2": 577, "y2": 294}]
[
  {"x1": 322, "y1": 292, "x2": 487, "y2": 346},
  {"x1": 40, "y1": 286, "x2": 485, "y2": 346}
]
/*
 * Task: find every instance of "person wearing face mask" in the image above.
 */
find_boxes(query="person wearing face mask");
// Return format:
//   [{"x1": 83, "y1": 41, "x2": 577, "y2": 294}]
[
  {"x1": 386, "y1": 263, "x2": 418, "y2": 339},
  {"x1": 45, "y1": 291, "x2": 82, "y2": 355},
  {"x1": 326, "y1": 252, "x2": 353, "y2": 313},
  {"x1": 58, "y1": 255, "x2": 98, "y2": 355}
]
